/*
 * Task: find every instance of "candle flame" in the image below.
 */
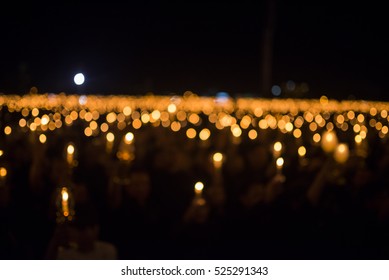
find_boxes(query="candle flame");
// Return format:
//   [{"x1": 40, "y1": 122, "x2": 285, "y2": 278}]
[
  {"x1": 194, "y1": 181, "x2": 204, "y2": 194},
  {"x1": 0, "y1": 167, "x2": 7, "y2": 178},
  {"x1": 67, "y1": 144, "x2": 75, "y2": 155},
  {"x1": 61, "y1": 188, "x2": 69, "y2": 201},
  {"x1": 276, "y1": 157, "x2": 284, "y2": 168},
  {"x1": 124, "y1": 132, "x2": 134, "y2": 144}
]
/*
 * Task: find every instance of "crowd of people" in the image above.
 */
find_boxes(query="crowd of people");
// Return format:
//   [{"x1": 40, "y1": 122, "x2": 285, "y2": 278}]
[{"x1": 1, "y1": 111, "x2": 389, "y2": 260}]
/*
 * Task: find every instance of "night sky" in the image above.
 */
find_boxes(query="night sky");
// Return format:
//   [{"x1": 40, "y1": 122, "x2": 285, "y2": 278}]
[{"x1": 1, "y1": 1, "x2": 388, "y2": 100}]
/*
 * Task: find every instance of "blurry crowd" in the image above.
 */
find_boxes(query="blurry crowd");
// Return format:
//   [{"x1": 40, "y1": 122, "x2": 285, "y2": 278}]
[{"x1": 1, "y1": 115, "x2": 389, "y2": 260}]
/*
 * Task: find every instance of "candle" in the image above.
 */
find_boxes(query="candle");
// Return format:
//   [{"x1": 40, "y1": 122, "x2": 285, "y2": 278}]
[
  {"x1": 194, "y1": 181, "x2": 204, "y2": 197},
  {"x1": 0, "y1": 167, "x2": 7, "y2": 186},
  {"x1": 61, "y1": 187, "x2": 70, "y2": 217},
  {"x1": 212, "y1": 152, "x2": 223, "y2": 170},
  {"x1": 106, "y1": 132, "x2": 115, "y2": 153},
  {"x1": 117, "y1": 132, "x2": 135, "y2": 162},
  {"x1": 66, "y1": 143, "x2": 75, "y2": 166},
  {"x1": 276, "y1": 157, "x2": 284, "y2": 174},
  {"x1": 273, "y1": 141, "x2": 282, "y2": 158},
  {"x1": 321, "y1": 130, "x2": 338, "y2": 153},
  {"x1": 298, "y1": 146, "x2": 308, "y2": 166},
  {"x1": 334, "y1": 143, "x2": 349, "y2": 164}
]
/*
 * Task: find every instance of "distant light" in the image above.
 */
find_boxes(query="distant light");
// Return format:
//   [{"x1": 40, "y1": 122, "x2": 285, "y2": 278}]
[
  {"x1": 215, "y1": 92, "x2": 230, "y2": 103},
  {"x1": 271, "y1": 85, "x2": 281, "y2": 96},
  {"x1": 124, "y1": 132, "x2": 134, "y2": 144},
  {"x1": 79, "y1": 95, "x2": 87, "y2": 105},
  {"x1": 286, "y1": 80, "x2": 296, "y2": 91},
  {"x1": 74, "y1": 73, "x2": 85, "y2": 85}
]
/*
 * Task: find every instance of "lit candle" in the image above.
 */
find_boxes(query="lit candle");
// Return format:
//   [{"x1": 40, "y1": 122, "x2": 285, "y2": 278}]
[
  {"x1": 117, "y1": 132, "x2": 135, "y2": 162},
  {"x1": 66, "y1": 143, "x2": 75, "y2": 166},
  {"x1": 61, "y1": 187, "x2": 70, "y2": 217},
  {"x1": 273, "y1": 141, "x2": 282, "y2": 158},
  {"x1": 298, "y1": 146, "x2": 307, "y2": 166},
  {"x1": 0, "y1": 167, "x2": 7, "y2": 186},
  {"x1": 106, "y1": 132, "x2": 115, "y2": 153},
  {"x1": 194, "y1": 181, "x2": 204, "y2": 197},
  {"x1": 321, "y1": 130, "x2": 338, "y2": 153},
  {"x1": 276, "y1": 157, "x2": 284, "y2": 174},
  {"x1": 334, "y1": 143, "x2": 349, "y2": 164},
  {"x1": 212, "y1": 152, "x2": 223, "y2": 170}
]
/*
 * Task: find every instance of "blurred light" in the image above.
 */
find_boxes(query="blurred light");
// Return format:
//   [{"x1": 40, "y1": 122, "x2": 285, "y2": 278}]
[
  {"x1": 215, "y1": 92, "x2": 230, "y2": 103},
  {"x1": 39, "y1": 134, "x2": 47, "y2": 144},
  {"x1": 167, "y1": 104, "x2": 177, "y2": 113},
  {"x1": 248, "y1": 129, "x2": 258, "y2": 140},
  {"x1": 124, "y1": 132, "x2": 134, "y2": 144},
  {"x1": 67, "y1": 144, "x2": 75, "y2": 155},
  {"x1": 74, "y1": 73, "x2": 85, "y2": 85},
  {"x1": 0, "y1": 167, "x2": 7, "y2": 178},
  {"x1": 286, "y1": 80, "x2": 296, "y2": 91},
  {"x1": 298, "y1": 146, "x2": 306, "y2": 157},
  {"x1": 199, "y1": 128, "x2": 210, "y2": 140},
  {"x1": 186, "y1": 128, "x2": 196, "y2": 139},
  {"x1": 79, "y1": 95, "x2": 87, "y2": 105},
  {"x1": 106, "y1": 132, "x2": 115, "y2": 143},
  {"x1": 271, "y1": 85, "x2": 281, "y2": 96},
  {"x1": 4, "y1": 126, "x2": 12, "y2": 135},
  {"x1": 194, "y1": 181, "x2": 204, "y2": 195}
]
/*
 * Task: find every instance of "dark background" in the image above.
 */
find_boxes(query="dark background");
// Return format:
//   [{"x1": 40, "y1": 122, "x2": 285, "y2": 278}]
[{"x1": 0, "y1": 1, "x2": 388, "y2": 100}]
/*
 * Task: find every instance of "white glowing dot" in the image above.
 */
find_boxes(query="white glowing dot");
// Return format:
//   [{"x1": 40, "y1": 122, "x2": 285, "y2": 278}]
[{"x1": 74, "y1": 73, "x2": 85, "y2": 85}]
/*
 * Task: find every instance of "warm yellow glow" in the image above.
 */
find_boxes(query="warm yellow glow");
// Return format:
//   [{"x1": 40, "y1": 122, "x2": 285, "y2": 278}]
[
  {"x1": 171, "y1": 121, "x2": 181, "y2": 132},
  {"x1": 199, "y1": 128, "x2": 210, "y2": 141},
  {"x1": 106, "y1": 112, "x2": 117, "y2": 123},
  {"x1": 240, "y1": 115, "x2": 251, "y2": 129},
  {"x1": 61, "y1": 188, "x2": 69, "y2": 201},
  {"x1": 123, "y1": 106, "x2": 132, "y2": 116},
  {"x1": 274, "y1": 141, "x2": 282, "y2": 152},
  {"x1": 151, "y1": 110, "x2": 161, "y2": 120},
  {"x1": 106, "y1": 132, "x2": 115, "y2": 142},
  {"x1": 0, "y1": 167, "x2": 7, "y2": 178},
  {"x1": 319, "y1": 95, "x2": 328, "y2": 105},
  {"x1": 0, "y1": 150, "x2": 3, "y2": 157},
  {"x1": 84, "y1": 127, "x2": 93, "y2": 137},
  {"x1": 248, "y1": 129, "x2": 258, "y2": 140},
  {"x1": 355, "y1": 134, "x2": 362, "y2": 144},
  {"x1": 334, "y1": 143, "x2": 349, "y2": 164},
  {"x1": 39, "y1": 134, "x2": 47, "y2": 144},
  {"x1": 186, "y1": 128, "x2": 196, "y2": 139},
  {"x1": 298, "y1": 146, "x2": 306, "y2": 157},
  {"x1": 89, "y1": 121, "x2": 98, "y2": 130},
  {"x1": 19, "y1": 118, "x2": 27, "y2": 127},
  {"x1": 357, "y1": 114, "x2": 365, "y2": 123},
  {"x1": 321, "y1": 130, "x2": 338, "y2": 152},
  {"x1": 276, "y1": 157, "x2": 284, "y2": 169},
  {"x1": 167, "y1": 103, "x2": 177, "y2": 113},
  {"x1": 141, "y1": 113, "x2": 150, "y2": 123},
  {"x1": 231, "y1": 125, "x2": 242, "y2": 137},
  {"x1": 124, "y1": 132, "x2": 134, "y2": 144},
  {"x1": 100, "y1": 122, "x2": 109, "y2": 132},
  {"x1": 32, "y1": 108, "x2": 39, "y2": 117},
  {"x1": 313, "y1": 133, "x2": 321, "y2": 143},
  {"x1": 132, "y1": 119, "x2": 142, "y2": 129},
  {"x1": 293, "y1": 128, "x2": 302, "y2": 138},
  {"x1": 194, "y1": 181, "x2": 204, "y2": 195},
  {"x1": 41, "y1": 114, "x2": 50, "y2": 125},
  {"x1": 213, "y1": 152, "x2": 223, "y2": 165},
  {"x1": 188, "y1": 113, "x2": 200, "y2": 125},
  {"x1": 258, "y1": 119, "x2": 268, "y2": 129},
  {"x1": 4, "y1": 126, "x2": 12, "y2": 135},
  {"x1": 67, "y1": 144, "x2": 75, "y2": 155},
  {"x1": 285, "y1": 122, "x2": 293, "y2": 132}
]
